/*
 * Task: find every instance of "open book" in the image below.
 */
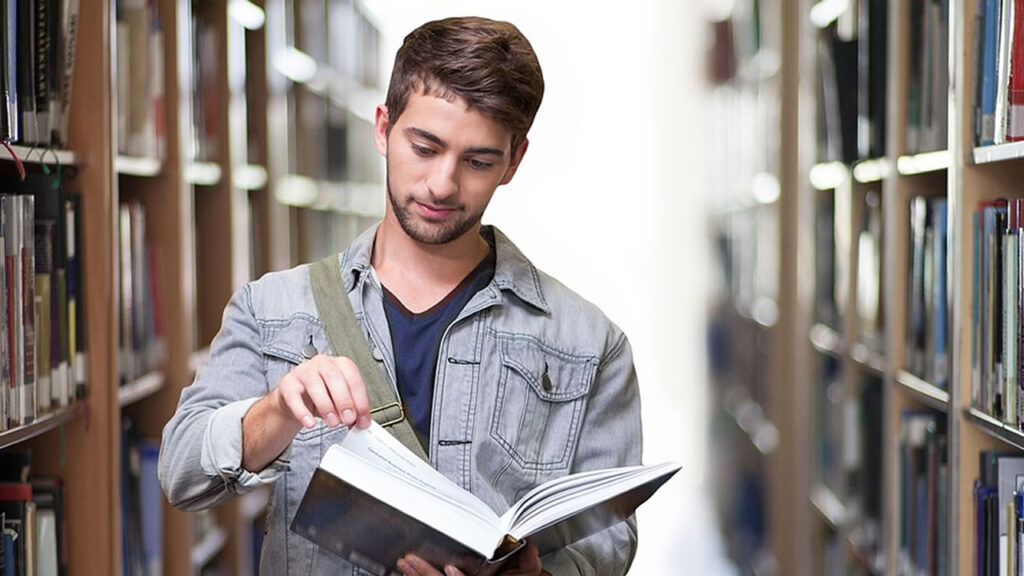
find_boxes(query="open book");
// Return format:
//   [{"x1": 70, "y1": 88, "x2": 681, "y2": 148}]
[{"x1": 290, "y1": 421, "x2": 680, "y2": 576}]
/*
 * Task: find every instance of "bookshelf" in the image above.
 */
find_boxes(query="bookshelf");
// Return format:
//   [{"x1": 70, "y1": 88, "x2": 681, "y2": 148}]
[
  {"x1": 711, "y1": 0, "x2": 1024, "y2": 573},
  {"x1": 0, "y1": 0, "x2": 384, "y2": 574}
]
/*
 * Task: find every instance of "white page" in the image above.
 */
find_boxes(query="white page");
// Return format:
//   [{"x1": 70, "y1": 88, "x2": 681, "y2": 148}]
[
  {"x1": 501, "y1": 462, "x2": 680, "y2": 538},
  {"x1": 336, "y1": 422, "x2": 499, "y2": 524},
  {"x1": 320, "y1": 442, "x2": 504, "y2": 558}
]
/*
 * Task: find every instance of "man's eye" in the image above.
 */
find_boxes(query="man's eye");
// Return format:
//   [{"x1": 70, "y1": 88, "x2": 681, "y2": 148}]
[
  {"x1": 468, "y1": 159, "x2": 494, "y2": 170},
  {"x1": 412, "y1": 144, "x2": 435, "y2": 156}
]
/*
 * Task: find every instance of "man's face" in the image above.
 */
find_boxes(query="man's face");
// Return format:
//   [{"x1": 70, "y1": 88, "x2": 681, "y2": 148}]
[{"x1": 374, "y1": 91, "x2": 526, "y2": 245}]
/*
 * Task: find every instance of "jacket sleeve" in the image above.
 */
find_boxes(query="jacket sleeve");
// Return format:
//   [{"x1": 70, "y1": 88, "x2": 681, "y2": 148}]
[
  {"x1": 542, "y1": 331, "x2": 643, "y2": 575},
  {"x1": 159, "y1": 284, "x2": 289, "y2": 511}
]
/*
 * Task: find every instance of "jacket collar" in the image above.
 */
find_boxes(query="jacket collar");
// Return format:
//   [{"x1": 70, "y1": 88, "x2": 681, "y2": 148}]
[{"x1": 340, "y1": 223, "x2": 551, "y2": 314}]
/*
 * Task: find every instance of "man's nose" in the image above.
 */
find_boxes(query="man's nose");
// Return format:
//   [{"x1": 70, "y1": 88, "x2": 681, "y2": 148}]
[{"x1": 427, "y1": 155, "x2": 459, "y2": 199}]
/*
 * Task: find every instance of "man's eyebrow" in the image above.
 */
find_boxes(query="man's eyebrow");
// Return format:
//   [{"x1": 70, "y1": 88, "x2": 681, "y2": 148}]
[{"x1": 405, "y1": 127, "x2": 505, "y2": 158}]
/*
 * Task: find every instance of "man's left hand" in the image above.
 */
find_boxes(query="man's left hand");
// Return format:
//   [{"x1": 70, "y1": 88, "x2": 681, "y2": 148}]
[{"x1": 396, "y1": 541, "x2": 546, "y2": 576}]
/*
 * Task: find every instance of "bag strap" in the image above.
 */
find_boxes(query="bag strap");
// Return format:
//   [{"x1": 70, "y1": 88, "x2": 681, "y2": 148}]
[{"x1": 309, "y1": 255, "x2": 429, "y2": 462}]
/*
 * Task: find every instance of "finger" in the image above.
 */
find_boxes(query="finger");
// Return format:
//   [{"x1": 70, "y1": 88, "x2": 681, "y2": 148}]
[
  {"x1": 335, "y1": 356, "x2": 372, "y2": 428},
  {"x1": 310, "y1": 355, "x2": 356, "y2": 426},
  {"x1": 396, "y1": 557, "x2": 417, "y2": 576},
  {"x1": 403, "y1": 554, "x2": 444, "y2": 576},
  {"x1": 293, "y1": 367, "x2": 339, "y2": 427},
  {"x1": 276, "y1": 374, "x2": 318, "y2": 428},
  {"x1": 509, "y1": 542, "x2": 541, "y2": 575},
  {"x1": 443, "y1": 565, "x2": 466, "y2": 576}
]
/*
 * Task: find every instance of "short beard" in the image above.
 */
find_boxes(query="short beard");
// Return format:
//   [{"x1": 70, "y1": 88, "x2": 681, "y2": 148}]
[{"x1": 386, "y1": 166, "x2": 482, "y2": 245}]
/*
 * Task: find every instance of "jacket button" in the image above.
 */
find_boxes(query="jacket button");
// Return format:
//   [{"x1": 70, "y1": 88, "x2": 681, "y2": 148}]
[{"x1": 542, "y1": 373, "x2": 553, "y2": 392}]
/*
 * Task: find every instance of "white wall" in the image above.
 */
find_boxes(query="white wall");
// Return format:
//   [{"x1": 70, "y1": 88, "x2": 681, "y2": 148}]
[{"x1": 363, "y1": 1, "x2": 722, "y2": 570}]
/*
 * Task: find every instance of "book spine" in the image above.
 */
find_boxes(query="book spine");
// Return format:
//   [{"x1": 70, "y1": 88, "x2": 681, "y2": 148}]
[
  {"x1": 56, "y1": 0, "x2": 76, "y2": 146},
  {"x1": 995, "y1": 0, "x2": 1014, "y2": 143},
  {"x1": 1009, "y1": 0, "x2": 1024, "y2": 140},
  {"x1": 0, "y1": 0, "x2": 19, "y2": 142},
  {"x1": 19, "y1": 194, "x2": 34, "y2": 425},
  {"x1": 983, "y1": 0, "x2": 1001, "y2": 145}
]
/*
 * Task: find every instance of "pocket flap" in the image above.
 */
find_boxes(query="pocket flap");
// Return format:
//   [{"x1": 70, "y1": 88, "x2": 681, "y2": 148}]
[{"x1": 498, "y1": 336, "x2": 595, "y2": 402}]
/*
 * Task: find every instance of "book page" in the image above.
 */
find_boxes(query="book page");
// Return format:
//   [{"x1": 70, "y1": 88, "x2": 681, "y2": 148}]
[
  {"x1": 500, "y1": 462, "x2": 681, "y2": 544},
  {"x1": 337, "y1": 422, "x2": 498, "y2": 523}
]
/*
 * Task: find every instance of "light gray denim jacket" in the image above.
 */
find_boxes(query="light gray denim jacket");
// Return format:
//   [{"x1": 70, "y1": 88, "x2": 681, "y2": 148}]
[{"x1": 159, "y1": 224, "x2": 643, "y2": 576}]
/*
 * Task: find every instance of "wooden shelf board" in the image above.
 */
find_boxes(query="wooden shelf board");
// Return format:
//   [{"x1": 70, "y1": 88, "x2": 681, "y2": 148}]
[
  {"x1": 118, "y1": 371, "x2": 166, "y2": 407},
  {"x1": 191, "y1": 525, "x2": 228, "y2": 568},
  {"x1": 721, "y1": 384, "x2": 779, "y2": 455},
  {"x1": 809, "y1": 161, "x2": 849, "y2": 190},
  {"x1": 963, "y1": 407, "x2": 1024, "y2": 451},
  {"x1": 895, "y1": 150, "x2": 950, "y2": 175},
  {"x1": 233, "y1": 163, "x2": 268, "y2": 190},
  {"x1": 186, "y1": 162, "x2": 223, "y2": 186},
  {"x1": 809, "y1": 323, "x2": 843, "y2": 357},
  {"x1": 852, "y1": 158, "x2": 891, "y2": 183},
  {"x1": 849, "y1": 342, "x2": 886, "y2": 375},
  {"x1": 809, "y1": 483, "x2": 847, "y2": 529},
  {"x1": 2, "y1": 145, "x2": 78, "y2": 166},
  {"x1": 894, "y1": 370, "x2": 949, "y2": 412},
  {"x1": 972, "y1": 141, "x2": 1024, "y2": 165},
  {"x1": 0, "y1": 404, "x2": 81, "y2": 450},
  {"x1": 115, "y1": 155, "x2": 162, "y2": 176}
]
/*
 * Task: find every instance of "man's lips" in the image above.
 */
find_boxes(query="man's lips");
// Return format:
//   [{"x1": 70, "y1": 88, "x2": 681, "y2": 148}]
[{"x1": 416, "y1": 201, "x2": 458, "y2": 219}]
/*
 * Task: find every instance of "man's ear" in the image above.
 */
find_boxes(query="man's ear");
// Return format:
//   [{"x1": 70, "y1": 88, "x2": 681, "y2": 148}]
[
  {"x1": 500, "y1": 138, "x2": 529, "y2": 185},
  {"x1": 374, "y1": 105, "x2": 390, "y2": 157}
]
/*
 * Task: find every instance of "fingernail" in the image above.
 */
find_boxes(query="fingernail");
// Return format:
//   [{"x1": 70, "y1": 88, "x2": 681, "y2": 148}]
[
  {"x1": 357, "y1": 415, "x2": 371, "y2": 428},
  {"x1": 325, "y1": 412, "x2": 339, "y2": 427},
  {"x1": 302, "y1": 415, "x2": 315, "y2": 428},
  {"x1": 342, "y1": 409, "x2": 356, "y2": 425}
]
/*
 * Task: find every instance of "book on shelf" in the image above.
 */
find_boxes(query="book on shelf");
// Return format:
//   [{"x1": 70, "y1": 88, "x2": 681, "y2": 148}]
[
  {"x1": 117, "y1": 201, "x2": 165, "y2": 383},
  {"x1": 857, "y1": 0, "x2": 887, "y2": 159},
  {"x1": 907, "y1": 196, "x2": 949, "y2": 389},
  {"x1": 971, "y1": 198, "x2": 1024, "y2": 425},
  {"x1": 120, "y1": 417, "x2": 161, "y2": 576},
  {"x1": 0, "y1": 452, "x2": 66, "y2": 576},
  {"x1": 115, "y1": 0, "x2": 164, "y2": 158},
  {"x1": 2, "y1": 0, "x2": 80, "y2": 146},
  {"x1": 290, "y1": 421, "x2": 680, "y2": 576},
  {"x1": 905, "y1": 0, "x2": 949, "y2": 154},
  {"x1": 973, "y1": 0, "x2": 1024, "y2": 145},
  {"x1": 856, "y1": 189, "x2": 884, "y2": 349},
  {"x1": 898, "y1": 411, "x2": 948, "y2": 575},
  {"x1": 2, "y1": 193, "x2": 34, "y2": 429},
  {"x1": 976, "y1": 452, "x2": 1024, "y2": 575}
]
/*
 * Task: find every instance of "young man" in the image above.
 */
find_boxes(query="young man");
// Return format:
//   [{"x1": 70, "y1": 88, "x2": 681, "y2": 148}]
[{"x1": 160, "y1": 17, "x2": 642, "y2": 576}]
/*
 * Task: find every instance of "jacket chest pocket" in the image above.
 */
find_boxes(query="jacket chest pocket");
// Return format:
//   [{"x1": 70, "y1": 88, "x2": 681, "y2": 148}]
[{"x1": 491, "y1": 334, "x2": 597, "y2": 471}]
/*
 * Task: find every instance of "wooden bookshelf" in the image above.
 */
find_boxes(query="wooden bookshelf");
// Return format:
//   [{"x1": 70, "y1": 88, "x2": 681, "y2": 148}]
[{"x1": 711, "y1": 0, "x2": 974, "y2": 574}]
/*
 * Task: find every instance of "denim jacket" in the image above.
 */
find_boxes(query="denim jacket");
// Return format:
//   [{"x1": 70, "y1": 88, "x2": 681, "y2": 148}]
[{"x1": 159, "y1": 225, "x2": 643, "y2": 576}]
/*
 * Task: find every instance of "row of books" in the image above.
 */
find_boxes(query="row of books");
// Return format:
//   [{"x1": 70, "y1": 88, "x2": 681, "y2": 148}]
[
  {"x1": 971, "y1": 198, "x2": 1024, "y2": 424},
  {"x1": 118, "y1": 201, "x2": 165, "y2": 383},
  {"x1": 906, "y1": 0, "x2": 950, "y2": 155},
  {"x1": 1, "y1": 0, "x2": 80, "y2": 147},
  {"x1": 0, "y1": 451, "x2": 67, "y2": 576},
  {"x1": 814, "y1": 0, "x2": 887, "y2": 165},
  {"x1": 907, "y1": 195, "x2": 950, "y2": 389},
  {"x1": 119, "y1": 417, "x2": 161, "y2": 576},
  {"x1": 975, "y1": 451, "x2": 1024, "y2": 575},
  {"x1": 190, "y1": 12, "x2": 217, "y2": 163},
  {"x1": 115, "y1": 0, "x2": 164, "y2": 159},
  {"x1": 898, "y1": 411, "x2": 949, "y2": 575},
  {"x1": 973, "y1": 0, "x2": 1024, "y2": 146},
  {"x1": 1, "y1": 174, "x2": 85, "y2": 431}
]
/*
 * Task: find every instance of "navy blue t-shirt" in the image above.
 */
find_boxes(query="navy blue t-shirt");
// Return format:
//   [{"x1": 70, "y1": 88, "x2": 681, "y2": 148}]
[{"x1": 381, "y1": 248, "x2": 495, "y2": 440}]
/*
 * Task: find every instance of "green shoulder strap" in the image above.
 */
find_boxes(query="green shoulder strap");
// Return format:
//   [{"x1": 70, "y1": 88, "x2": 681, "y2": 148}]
[{"x1": 309, "y1": 255, "x2": 429, "y2": 462}]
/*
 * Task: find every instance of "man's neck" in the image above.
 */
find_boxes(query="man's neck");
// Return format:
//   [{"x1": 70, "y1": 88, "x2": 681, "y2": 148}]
[{"x1": 371, "y1": 219, "x2": 490, "y2": 313}]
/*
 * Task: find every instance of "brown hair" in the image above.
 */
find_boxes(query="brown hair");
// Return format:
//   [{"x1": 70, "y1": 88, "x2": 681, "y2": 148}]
[{"x1": 384, "y1": 17, "x2": 545, "y2": 151}]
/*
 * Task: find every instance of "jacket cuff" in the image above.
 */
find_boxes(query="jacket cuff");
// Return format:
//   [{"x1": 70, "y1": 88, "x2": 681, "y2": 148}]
[{"x1": 201, "y1": 398, "x2": 290, "y2": 489}]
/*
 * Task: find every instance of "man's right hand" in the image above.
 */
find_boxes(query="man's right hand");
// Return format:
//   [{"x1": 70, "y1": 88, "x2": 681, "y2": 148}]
[
  {"x1": 241, "y1": 354, "x2": 372, "y2": 472},
  {"x1": 275, "y1": 354, "x2": 372, "y2": 430}
]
